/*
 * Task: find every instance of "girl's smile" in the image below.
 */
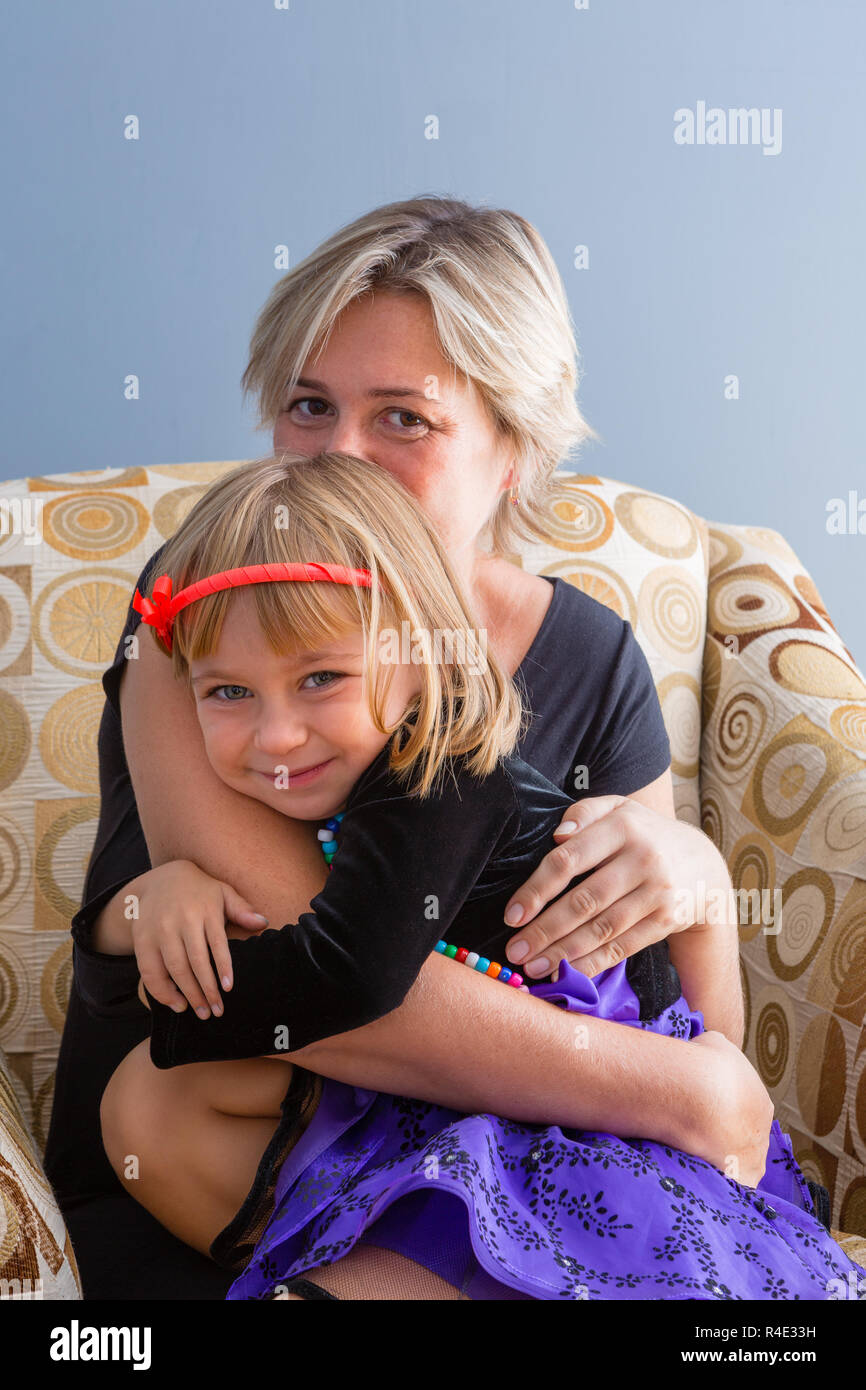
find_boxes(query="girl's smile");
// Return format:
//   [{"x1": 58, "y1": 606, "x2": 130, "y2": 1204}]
[{"x1": 252, "y1": 758, "x2": 334, "y2": 786}]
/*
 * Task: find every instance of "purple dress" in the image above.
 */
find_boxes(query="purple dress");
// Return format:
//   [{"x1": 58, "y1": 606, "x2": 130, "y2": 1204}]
[{"x1": 225, "y1": 958, "x2": 866, "y2": 1301}]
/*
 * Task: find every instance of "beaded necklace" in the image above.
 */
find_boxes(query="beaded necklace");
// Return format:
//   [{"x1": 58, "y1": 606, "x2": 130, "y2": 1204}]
[{"x1": 318, "y1": 813, "x2": 528, "y2": 991}]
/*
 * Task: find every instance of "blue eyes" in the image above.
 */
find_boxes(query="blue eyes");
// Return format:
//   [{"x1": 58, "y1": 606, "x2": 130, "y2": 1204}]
[
  {"x1": 204, "y1": 672, "x2": 342, "y2": 702},
  {"x1": 206, "y1": 684, "x2": 248, "y2": 702}
]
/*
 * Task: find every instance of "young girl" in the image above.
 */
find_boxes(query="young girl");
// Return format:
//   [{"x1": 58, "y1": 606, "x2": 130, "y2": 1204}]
[{"x1": 119, "y1": 449, "x2": 865, "y2": 1301}]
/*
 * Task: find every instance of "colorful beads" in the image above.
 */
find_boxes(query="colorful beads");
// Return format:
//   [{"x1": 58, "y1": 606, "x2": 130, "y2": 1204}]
[
  {"x1": 319, "y1": 813, "x2": 344, "y2": 870},
  {"x1": 434, "y1": 940, "x2": 526, "y2": 990},
  {"x1": 319, "y1": 812, "x2": 528, "y2": 991}
]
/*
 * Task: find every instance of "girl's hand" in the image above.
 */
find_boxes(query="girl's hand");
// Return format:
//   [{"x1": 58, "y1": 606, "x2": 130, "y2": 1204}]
[
  {"x1": 687, "y1": 1030, "x2": 774, "y2": 1189},
  {"x1": 503, "y1": 795, "x2": 727, "y2": 980},
  {"x1": 132, "y1": 861, "x2": 270, "y2": 1018}
]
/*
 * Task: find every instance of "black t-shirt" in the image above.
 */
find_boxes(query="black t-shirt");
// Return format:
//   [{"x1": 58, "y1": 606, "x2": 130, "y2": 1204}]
[
  {"x1": 49, "y1": 544, "x2": 672, "y2": 1197},
  {"x1": 145, "y1": 733, "x2": 682, "y2": 1067}
]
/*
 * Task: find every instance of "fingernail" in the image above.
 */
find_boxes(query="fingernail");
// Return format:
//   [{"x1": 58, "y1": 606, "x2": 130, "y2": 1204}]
[
  {"x1": 196, "y1": 1006, "x2": 210, "y2": 1020},
  {"x1": 222, "y1": 976, "x2": 232, "y2": 990},
  {"x1": 555, "y1": 821, "x2": 577, "y2": 835},
  {"x1": 525, "y1": 956, "x2": 551, "y2": 978},
  {"x1": 508, "y1": 939, "x2": 529, "y2": 962},
  {"x1": 172, "y1": 1002, "x2": 186, "y2": 1013},
  {"x1": 212, "y1": 1003, "x2": 223, "y2": 1017},
  {"x1": 253, "y1": 914, "x2": 269, "y2": 923},
  {"x1": 505, "y1": 904, "x2": 524, "y2": 926}
]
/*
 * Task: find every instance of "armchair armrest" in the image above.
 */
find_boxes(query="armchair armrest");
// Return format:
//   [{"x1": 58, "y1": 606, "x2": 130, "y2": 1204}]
[
  {"x1": 699, "y1": 519, "x2": 866, "y2": 1237},
  {"x1": 0, "y1": 1042, "x2": 83, "y2": 1298}
]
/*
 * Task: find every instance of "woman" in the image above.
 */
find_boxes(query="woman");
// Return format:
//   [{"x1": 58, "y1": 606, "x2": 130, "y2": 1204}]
[{"x1": 46, "y1": 195, "x2": 770, "y2": 1300}]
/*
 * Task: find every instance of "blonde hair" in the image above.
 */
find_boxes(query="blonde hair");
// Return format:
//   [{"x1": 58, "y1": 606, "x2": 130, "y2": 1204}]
[
  {"x1": 144, "y1": 451, "x2": 528, "y2": 799},
  {"x1": 241, "y1": 195, "x2": 599, "y2": 556}
]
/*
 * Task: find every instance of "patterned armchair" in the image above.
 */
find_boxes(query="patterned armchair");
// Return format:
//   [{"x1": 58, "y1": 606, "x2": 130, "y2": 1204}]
[{"x1": 1, "y1": 459, "x2": 864, "y2": 1298}]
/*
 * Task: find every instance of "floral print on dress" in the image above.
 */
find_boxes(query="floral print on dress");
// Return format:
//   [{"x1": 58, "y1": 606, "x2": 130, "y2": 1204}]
[{"x1": 226, "y1": 963, "x2": 866, "y2": 1301}]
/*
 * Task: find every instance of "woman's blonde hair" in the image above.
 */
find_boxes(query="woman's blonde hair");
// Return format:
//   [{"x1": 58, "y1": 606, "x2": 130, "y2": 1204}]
[
  {"x1": 241, "y1": 195, "x2": 599, "y2": 556},
  {"x1": 144, "y1": 451, "x2": 528, "y2": 799}
]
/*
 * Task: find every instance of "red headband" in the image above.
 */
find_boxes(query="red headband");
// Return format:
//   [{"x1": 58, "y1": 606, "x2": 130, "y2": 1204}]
[{"x1": 132, "y1": 562, "x2": 377, "y2": 654}]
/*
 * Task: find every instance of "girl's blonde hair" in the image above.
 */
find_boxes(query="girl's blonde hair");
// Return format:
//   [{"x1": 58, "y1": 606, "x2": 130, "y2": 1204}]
[
  {"x1": 144, "y1": 451, "x2": 528, "y2": 798},
  {"x1": 241, "y1": 195, "x2": 599, "y2": 557}
]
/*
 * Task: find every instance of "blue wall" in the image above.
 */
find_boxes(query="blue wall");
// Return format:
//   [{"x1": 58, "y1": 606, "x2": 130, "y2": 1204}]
[{"x1": 2, "y1": 0, "x2": 864, "y2": 660}]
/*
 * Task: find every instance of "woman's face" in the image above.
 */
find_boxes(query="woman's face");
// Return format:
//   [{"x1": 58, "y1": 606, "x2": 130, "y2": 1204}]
[{"x1": 272, "y1": 291, "x2": 515, "y2": 575}]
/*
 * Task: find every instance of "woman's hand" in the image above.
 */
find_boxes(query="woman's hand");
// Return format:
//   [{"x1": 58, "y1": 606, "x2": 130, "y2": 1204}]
[
  {"x1": 686, "y1": 1030, "x2": 775, "y2": 1189},
  {"x1": 132, "y1": 861, "x2": 270, "y2": 1018},
  {"x1": 503, "y1": 794, "x2": 729, "y2": 980}
]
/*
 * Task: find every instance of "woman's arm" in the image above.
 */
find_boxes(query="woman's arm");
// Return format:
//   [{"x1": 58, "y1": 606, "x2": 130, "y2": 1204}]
[
  {"x1": 136, "y1": 950, "x2": 771, "y2": 1184},
  {"x1": 110, "y1": 629, "x2": 742, "y2": 1142},
  {"x1": 286, "y1": 965, "x2": 772, "y2": 1187}
]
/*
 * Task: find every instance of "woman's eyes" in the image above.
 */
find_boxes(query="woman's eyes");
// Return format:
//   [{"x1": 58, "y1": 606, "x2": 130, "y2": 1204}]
[
  {"x1": 288, "y1": 397, "x2": 331, "y2": 422},
  {"x1": 286, "y1": 396, "x2": 428, "y2": 434},
  {"x1": 204, "y1": 672, "x2": 341, "y2": 701}
]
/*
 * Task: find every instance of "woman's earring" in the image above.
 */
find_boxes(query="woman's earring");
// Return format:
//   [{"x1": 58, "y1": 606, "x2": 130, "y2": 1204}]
[{"x1": 509, "y1": 474, "x2": 520, "y2": 508}]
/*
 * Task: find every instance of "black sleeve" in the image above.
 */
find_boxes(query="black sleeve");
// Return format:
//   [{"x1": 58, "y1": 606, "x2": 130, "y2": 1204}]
[
  {"x1": 70, "y1": 545, "x2": 167, "y2": 1018},
  {"x1": 584, "y1": 617, "x2": 671, "y2": 797},
  {"x1": 145, "y1": 755, "x2": 522, "y2": 1067},
  {"x1": 71, "y1": 879, "x2": 147, "y2": 1019}
]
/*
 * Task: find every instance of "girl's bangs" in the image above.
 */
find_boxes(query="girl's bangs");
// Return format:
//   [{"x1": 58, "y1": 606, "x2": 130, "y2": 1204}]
[
  {"x1": 174, "y1": 572, "x2": 376, "y2": 667},
  {"x1": 254, "y1": 579, "x2": 370, "y2": 655}
]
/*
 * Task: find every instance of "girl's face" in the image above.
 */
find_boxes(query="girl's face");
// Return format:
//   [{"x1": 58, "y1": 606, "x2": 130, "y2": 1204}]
[
  {"x1": 189, "y1": 591, "x2": 421, "y2": 821},
  {"x1": 272, "y1": 291, "x2": 516, "y2": 578}
]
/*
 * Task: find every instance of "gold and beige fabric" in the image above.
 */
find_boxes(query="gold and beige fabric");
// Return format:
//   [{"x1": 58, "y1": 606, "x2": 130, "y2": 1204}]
[
  {"x1": 0, "y1": 1042, "x2": 81, "y2": 1297},
  {"x1": 0, "y1": 460, "x2": 864, "y2": 1294}
]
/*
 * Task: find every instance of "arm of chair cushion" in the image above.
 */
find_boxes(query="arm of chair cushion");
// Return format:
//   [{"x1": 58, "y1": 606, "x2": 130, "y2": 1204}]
[
  {"x1": 701, "y1": 519, "x2": 866, "y2": 887},
  {"x1": 700, "y1": 519, "x2": 866, "y2": 1232},
  {"x1": 0, "y1": 1043, "x2": 83, "y2": 1297}
]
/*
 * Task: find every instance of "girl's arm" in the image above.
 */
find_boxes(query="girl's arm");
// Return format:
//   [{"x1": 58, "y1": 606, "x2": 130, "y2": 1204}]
[
  {"x1": 100, "y1": 861, "x2": 274, "y2": 1016},
  {"x1": 116, "y1": 868, "x2": 739, "y2": 1161}
]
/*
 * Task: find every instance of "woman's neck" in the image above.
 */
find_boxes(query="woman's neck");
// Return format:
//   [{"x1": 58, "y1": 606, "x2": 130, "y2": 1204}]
[{"x1": 465, "y1": 551, "x2": 554, "y2": 679}]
